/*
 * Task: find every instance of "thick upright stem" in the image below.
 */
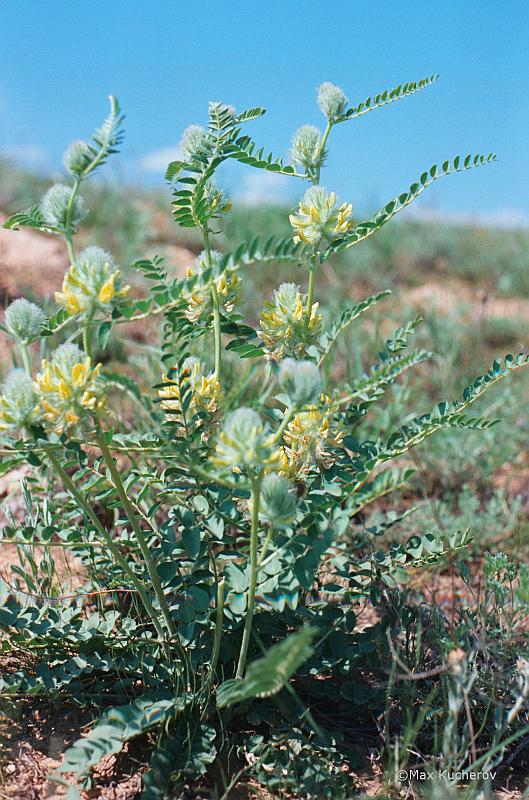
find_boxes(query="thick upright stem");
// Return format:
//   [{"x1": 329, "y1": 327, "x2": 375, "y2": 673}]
[
  {"x1": 236, "y1": 475, "x2": 261, "y2": 679},
  {"x1": 314, "y1": 121, "x2": 332, "y2": 184},
  {"x1": 82, "y1": 320, "x2": 93, "y2": 360},
  {"x1": 303, "y1": 256, "x2": 317, "y2": 346},
  {"x1": 203, "y1": 229, "x2": 222, "y2": 379},
  {"x1": 19, "y1": 342, "x2": 32, "y2": 378},
  {"x1": 45, "y1": 447, "x2": 167, "y2": 642},
  {"x1": 95, "y1": 431, "x2": 176, "y2": 638}
]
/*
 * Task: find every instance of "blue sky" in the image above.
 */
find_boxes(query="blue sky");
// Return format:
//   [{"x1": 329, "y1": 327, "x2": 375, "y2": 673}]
[{"x1": 1, "y1": 1, "x2": 528, "y2": 221}]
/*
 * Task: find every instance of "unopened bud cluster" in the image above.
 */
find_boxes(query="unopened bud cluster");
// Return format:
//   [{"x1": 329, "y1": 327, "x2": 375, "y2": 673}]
[
  {"x1": 317, "y1": 81, "x2": 348, "y2": 121},
  {"x1": 212, "y1": 408, "x2": 279, "y2": 473},
  {"x1": 4, "y1": 299, "x2": 46, "y2": 342},
  {"x1": 40, "y1": 184, "x2": 87, "y2": 231}
]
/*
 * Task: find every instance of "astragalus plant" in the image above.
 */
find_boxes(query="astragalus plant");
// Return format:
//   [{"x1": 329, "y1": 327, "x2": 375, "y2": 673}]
[{"x1": 0, "y1": 78, "x2": 526, "y2": 799}]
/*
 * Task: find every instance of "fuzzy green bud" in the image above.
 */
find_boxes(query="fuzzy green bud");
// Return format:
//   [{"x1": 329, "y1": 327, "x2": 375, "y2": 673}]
[
  {"x1": 4, "y1": 298, "x2": 46, "y2": 342},
  {"x1": 259, "y1": 474, "x2": 297, "y2": 528},
  {"x1": 317, "y1": 81, "x2": 348, "y2": 121},
  {"x1": 180, "y1": 125, "x2": 207, "y2": 160},
  {"x1": 279, "y1": 358, "x2": 322, "y2": 406},
  {"x1": 40, "y1": 184, "x2": 87, "y2": 231},
  {"x1": 212, "y1": 408, "x2": 279, "y2": 472},
  {"x1": 291, "y1": 125, "x2": 323, "y2": 170},
  {"x1": 63, "y1": 139, "x2": 92, "y2": 176},
  {"x1": 0, "y1": 369, "x2": 41, "y2": 433}
]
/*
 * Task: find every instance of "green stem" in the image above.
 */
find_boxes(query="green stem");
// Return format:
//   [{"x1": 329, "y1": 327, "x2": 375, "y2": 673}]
[
  {"x1": 314, "y1": 121, "x2": 332, "y2": 184},
  {"x1": 303, "y1": 256, "x2": 317, "y2": 346},
  {"x1": 95, "y1": 431, "x2": 176, "y2": 638},
  {"x1": 203, "y1": 229, "x2": 222, "y2": 380},
  {"x1": 205, "y1": 578, "x2": 225, "y2": 686},
  {"x1": 82, "y1": 320, "x2": 93, "y2": 360},
  {"x1": 258, "y1": 526, "x2": 274, "y2": 567},
  {"x1": 272, "y1": 405, "x2": 296, "y2": 445},
  {"x1": 64, "y1": 178, "x2": 81, "y2": 266},
  {"x1": 236, "y1": 474, "x2": 262, "y2": 679},
  {"x1": 45, "y1": 447, "x2": 167, "y2": 642},
  {"x1": 19, "y1": 342, "x2": 32, "y2": 378}
]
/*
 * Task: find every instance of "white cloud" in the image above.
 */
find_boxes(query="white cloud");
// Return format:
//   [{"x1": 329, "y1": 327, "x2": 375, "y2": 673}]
[
  {"x1": 234, "y1": 171, "x2": 296, "y2": 206},
  {"x1": 138, "y1": 145, "x2": 183, "y2": 174},
  {"x1": 407, "y1": 205, "x2": 529, "y2": 230},
  {"x1": 0, "y1": 144, "x2": 48, "y2": 169}
]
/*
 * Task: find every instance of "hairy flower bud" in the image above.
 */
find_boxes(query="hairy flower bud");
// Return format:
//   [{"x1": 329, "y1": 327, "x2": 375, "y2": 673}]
[
  {"x1": 289, "y1": 186, "x2": 353, "y2": 246},
  {"x1": 63, "y1": 139, "x2": 93, "y2": 176},
  {"x1": 40, "y1": 184, "x2": 87, "y2": 231},
  {"x1": 259, "y1": 473, "x2": 297, "y2": 528},
  {"x1": 159, "y1": 357, "x2": 221, "y2": 420},
  {"x1": 182, "y1": 250, "x2": 240, "y2": 324},
  {"x1": 259, "y1": 283, "x2": 322, "y2": 360},
  {"x1": 4, "y1": 298, "x2": 46, "y2": 342},
  {"x1": 291, "y1": 125, "x2": 323, "y2": 171},
  {"x1": 180, "y1": 125, "x2": 208, "y2": 160},
  {"x1": 35, "y1": 343, "x2": 105, "y2": 432},
  {"x1": 55, "y1": 246, "x2": 129, "y2": 317},
  {"x1": 317, "y1": 81, "x2": 348, "y2": 121},
  {"x1": 279, "y1": 358, "x2": 322, "y2": 406},
  {"x1": 212, "y1": 408, "x2": 278, "y2": 472},
  {"x1": 0, "y1": 369, "x2": 41, "y2": 433}
]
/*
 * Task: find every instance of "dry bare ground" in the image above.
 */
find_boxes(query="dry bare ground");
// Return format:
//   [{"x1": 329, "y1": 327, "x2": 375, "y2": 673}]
[{"x1": 1, "y1": 226, "x2": 529, "y2": 798}]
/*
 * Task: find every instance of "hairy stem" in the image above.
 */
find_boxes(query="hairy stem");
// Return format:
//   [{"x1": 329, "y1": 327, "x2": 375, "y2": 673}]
[
  {"x1": 19, "y1": 342, "x2": 32, "y2": 378},
  {"x1": 314, "y1": 120, "x2": 332, "y2": 184},
  {"x1": 303, "y1": 255, "x2": 317, "y2": 347},
  {"x1": 205, "y1": 578, "x2": 225, "y2": 686},
  {"x1": 82, "y1": 319, "x2": 93, "y2": 360},
  {"x1": 203, "y1": 229, "x2": 222, "y2": 379},
  {"x1": 64, "y1": 178, "x2": 81, "y2": 267},
  {"x1": 45, "y1": 447, "x2": 167, "y2": 642},
  {"x1": 235, "y1": 474, "x2": 262, "y2": 679},
  {"x1": 95, "y1": 430, "x2": 176, "y2": 638}
]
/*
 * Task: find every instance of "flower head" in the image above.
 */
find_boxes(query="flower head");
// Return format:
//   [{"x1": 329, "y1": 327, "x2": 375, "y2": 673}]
[
  {"x1": 180, "y1": 125, "x2": 208, "y2": 160},
  {"x1": 4, "y1": 298, "x2": 46, "y2": 342},
  {"x1": 34, "y1": 343, "x2": 105, "y2": 432},
  {"x1": 41, "y1": 184, "x2": 87, "y2": 231},
  {"x1": 63, "y1": 139, "x2": 93, "y2": 176},
  {"x1": 317, "y1": 81, "x2": 348, "y2": 121},
  {"x1": 182, "y1": 250, "x2": 240, "y2": 324},
  {"x1": 279, "y1": 395, "x2": 342, "y2": 478},
  {"x1": 212, "y1": 408, "x2": 278, "y2": 473},
  {"x1": 55, "y1": 246, "x2": 129, "y2": 317},
  {"x1": 279, "y1": 358, "x2": 322, "y2": 406},
  {"x1": 291, "y1": 125, "x2": 323, "y2": 172},
  {"x1": 258, "y1": 473, "x2": 297, "y2": 528},
  {"x1": 0, "y1": 370, "x2": 41, "y2": 433},
  {"x1": 158, "y1": 357, "x2": 221, "y2": 420},
  {"x1": 289, "y1": 186, "x2": 353, "y2": 246},
  {"x1": 259, "y1": 283, "x2": 322, "y2": 360}
]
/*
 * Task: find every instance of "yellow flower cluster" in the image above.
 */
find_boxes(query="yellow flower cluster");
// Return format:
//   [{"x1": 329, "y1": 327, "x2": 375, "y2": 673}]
[
  {"x1": 259, "y1": 283, "x2": 322, "y2": 360},
  {"x1": 158, "y1": 357, "x2": 221, "y2": 420},
  {"x1": 289, "y1": 186, "x2": 354, "y2": 246},
  {"x1": 277, "y1": 395, "x2": 343, "y2": 478},
  {"x1": 34, "y1": 343, "x2": 105, "y2": 432},
  {"x1": 55, "y1": 247, "x2": 129, "y2": 317},
  {"x1": 182, "y1": 251, "x2": 240, "y2": 324}
]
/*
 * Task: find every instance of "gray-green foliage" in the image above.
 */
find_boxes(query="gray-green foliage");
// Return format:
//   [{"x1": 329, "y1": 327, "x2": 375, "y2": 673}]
[{"x1": 0, "y1": 74, "x2": 524, "y2": 800}]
